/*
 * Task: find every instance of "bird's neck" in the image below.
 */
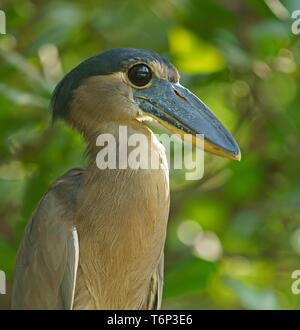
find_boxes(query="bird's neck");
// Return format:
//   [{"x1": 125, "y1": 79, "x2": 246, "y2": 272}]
[
  {"x1": 79, "y1": 120, "x2": 170, "y2": 230},
  {"x1": 74, "y1": 122, "x2": 170, "y2": 309}
]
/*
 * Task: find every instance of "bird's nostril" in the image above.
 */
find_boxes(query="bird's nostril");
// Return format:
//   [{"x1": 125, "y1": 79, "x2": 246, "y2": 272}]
[{"x1": 174, "y1": 89, "x2": 186, "y2": 101}]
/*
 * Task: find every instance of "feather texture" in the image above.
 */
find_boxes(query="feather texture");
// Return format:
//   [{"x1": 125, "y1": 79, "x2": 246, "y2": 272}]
[{"x1": 12, "y1": 169, "x2": 82, "y2": 309}]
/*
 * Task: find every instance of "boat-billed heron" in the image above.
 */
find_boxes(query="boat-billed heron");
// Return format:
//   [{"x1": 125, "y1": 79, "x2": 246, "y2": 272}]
[{"x1": 12, "y1": 48, "x2": 240, "y2": 310}]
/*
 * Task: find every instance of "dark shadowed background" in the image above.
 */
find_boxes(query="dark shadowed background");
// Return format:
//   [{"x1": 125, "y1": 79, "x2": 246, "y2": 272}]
[{"x1": 0, "y1": 0, "x2": 300, "y2": 309}]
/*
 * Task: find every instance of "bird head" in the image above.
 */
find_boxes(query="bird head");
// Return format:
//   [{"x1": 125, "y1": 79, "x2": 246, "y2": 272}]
[{"x1": 50, "y1": 48, "x2": 240, "y2": 161}]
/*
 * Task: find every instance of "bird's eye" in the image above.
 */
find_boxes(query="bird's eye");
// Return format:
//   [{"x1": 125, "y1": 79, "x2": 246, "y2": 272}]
[{"x1": 128, "y1": 64, "x2": 152, "y2": 87}]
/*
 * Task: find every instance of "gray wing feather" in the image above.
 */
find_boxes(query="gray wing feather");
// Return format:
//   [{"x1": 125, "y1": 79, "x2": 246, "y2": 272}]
[
  {"x1": 12, "y1": 169, "x2": 82, "y2": 309},
  {"x1": 60, "y1": 229, "x2": 79, "y2": 309},
  {"x1": 147, "y1": 254, "x2": 164, "y2": 310}
]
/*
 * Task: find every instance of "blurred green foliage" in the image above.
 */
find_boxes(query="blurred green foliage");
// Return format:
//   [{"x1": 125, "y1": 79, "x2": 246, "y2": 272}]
[{"x1": 0, "y1": 0, "x2": 300, "y2": 309}]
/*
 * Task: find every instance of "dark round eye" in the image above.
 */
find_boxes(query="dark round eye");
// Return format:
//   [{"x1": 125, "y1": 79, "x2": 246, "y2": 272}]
[{"x1": 128, "y1": 64, "x2": 152, "y2": 87}]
